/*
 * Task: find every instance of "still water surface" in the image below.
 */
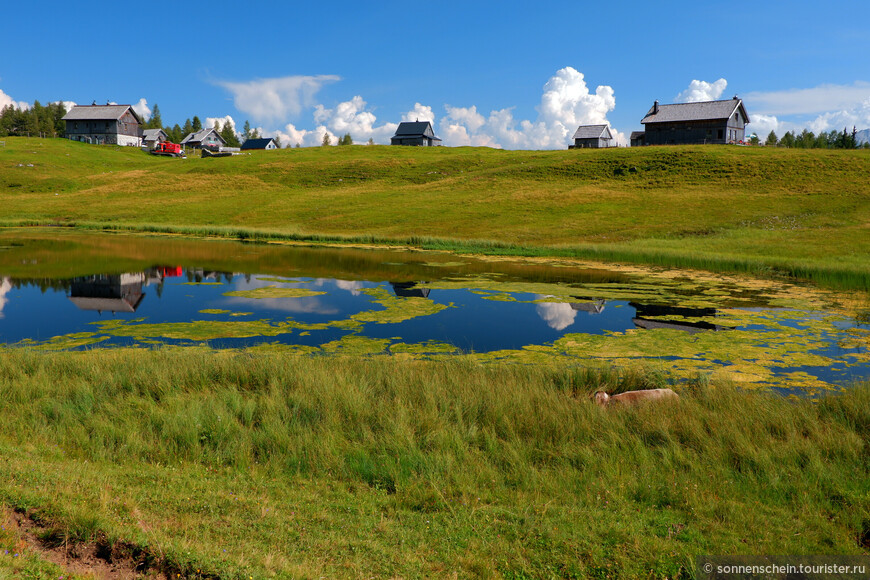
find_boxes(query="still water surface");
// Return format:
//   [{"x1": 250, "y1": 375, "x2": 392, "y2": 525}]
[{"x1": 1, "y1": 230, "x2": 868, "y2": 395}]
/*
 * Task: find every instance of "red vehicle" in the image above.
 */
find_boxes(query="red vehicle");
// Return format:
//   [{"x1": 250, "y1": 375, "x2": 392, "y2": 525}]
[{"x1": 150, "y1": 142, "x2": 185, "y2": 158}]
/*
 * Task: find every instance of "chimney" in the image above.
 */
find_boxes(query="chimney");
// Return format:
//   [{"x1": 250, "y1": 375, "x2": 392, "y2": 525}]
[{"x1": 653, "y1": 100, "x2": 659, "y2": 114}]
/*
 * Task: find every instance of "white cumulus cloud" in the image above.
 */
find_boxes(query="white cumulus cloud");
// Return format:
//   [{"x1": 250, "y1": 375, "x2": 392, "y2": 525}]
[
  {"x1": 0, "y1": 277, "x2": 11, "y2": 318},
  {"x1": 313, "y1": 95, "x2": 398, "y2": 143},
  {"x1": 215, "y1": 75, "x2": 341, "y2": 123},
  {"x1": 805, "y1": 97, "x2": 870, "y2": 133},
  {"x1": 677, "y1": 78, "x2": 728, "y2": 103},
  {"x1": 273, "y1": 123, "x2": 335, "y2": 148},
  {"x1": 206, "y1": 115, "x2": 236, "y2": 132},
  {"x1": 402, "y1": 103, "x2": 435, "y2": 123},
  {"x1": 747, "y1": 113, "x2": 780, "y2": 138},
  {"x1": 535, "y1": 300, "x2": 577, "y2": 331},
  {"x1": 132, "y1": 98, "x2": 151, "y2": 121},
  {"x1": 0, "y1": 89, "x2": 29, "y2": 110},
  {"x1": 437, "y1": 67, "x2": 622, "y2": 148}
]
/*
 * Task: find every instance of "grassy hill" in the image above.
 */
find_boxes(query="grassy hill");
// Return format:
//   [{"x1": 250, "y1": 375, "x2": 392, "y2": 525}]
[{"x1": 2, "y1": 137, "x2": 870, "y2": 287}]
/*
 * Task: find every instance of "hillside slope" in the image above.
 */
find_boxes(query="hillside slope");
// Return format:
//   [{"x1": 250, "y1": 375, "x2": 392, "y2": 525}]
[{"x1": 2, "y1": 137, "x2": 869, "y2": 286}]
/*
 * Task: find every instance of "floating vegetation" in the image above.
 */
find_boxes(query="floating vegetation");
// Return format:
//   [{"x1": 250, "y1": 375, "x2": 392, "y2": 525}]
[
  {"x1": 223, "y1": 286, "x2": 327, "y2": 299},
  {"x1": 4, "y1": 240, "x2": 868, "y2": 396},
  {"x1": 349, "y1": 287, "x2": 452, "y2": 324},
  {"x1": 19, "y1": 332, "x2": 110, "y2": 350}
]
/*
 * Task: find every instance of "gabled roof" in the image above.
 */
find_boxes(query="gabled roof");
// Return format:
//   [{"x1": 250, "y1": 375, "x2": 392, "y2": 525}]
[
  {"x1": 394, "y1": 121, "x2": 436, "y2": 138},
  {"x1": 630, "y1": 131, "x2": 645, "y2": 139},
  {"x1": 240, "y1": 138, "x2": 276, "y2": 150},
  {"x1": 641, "y1": 98, "x2": 750, "y2": 125},
  {"x1": 62, "y1": 104, "x2": 143, "y2": 123},
  {"x1": 181, "y1": 128, "x2": 225, "y2": 144},
  {"x1": 572, "y1": 124, "x2": 612, "y2": 140},
  {"x1": 142, "y1": 128, "x2": 167, "y2": 140}
]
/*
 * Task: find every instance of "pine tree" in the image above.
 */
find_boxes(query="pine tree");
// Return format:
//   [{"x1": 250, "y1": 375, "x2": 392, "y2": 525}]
[
  {"x1": 273, "y1": 134, "x2": 282, "y2": 149},
  {"x1": 243, "y1": 120, "x2": 252, "y2": 141},
  {"x1": 367, "y1": 138, "x2": 374, "y2": 146},
  {"x1": 148, "y1": 104, "x2": 163, "y2": 129},
  {"x1": 192, "y1": 116, "x2": 202, "y2": 132},
  {"x1": 322, "y1": 132, "x2": 331, "y2": 146},
  {"x1": 182, "y1": 118, "x2": 193, "y2": 138},
  {"x1": 219, "y1": 120, "x2": 240, "y2": 147}
]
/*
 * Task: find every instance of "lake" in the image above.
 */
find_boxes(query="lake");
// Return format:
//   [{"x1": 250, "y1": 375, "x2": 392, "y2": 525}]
[{"x1": 1, "y1": 228, "x2": 868, "y2": 396}]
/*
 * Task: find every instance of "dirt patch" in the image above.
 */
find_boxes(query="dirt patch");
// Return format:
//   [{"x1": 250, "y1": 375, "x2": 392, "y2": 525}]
[{"x1": 4, "y1": 508, "x2": 217, "y2": 579}]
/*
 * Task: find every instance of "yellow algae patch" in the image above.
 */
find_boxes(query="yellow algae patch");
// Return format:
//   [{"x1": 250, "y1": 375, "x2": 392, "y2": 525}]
[
  {"x1": 255, "y1": 276, "x2": 307, "y2": 283},
  {"x1": 199, "y1": 309, "x2": 231, "y2": 314},
  {"x1": 350, "y1": 287, "x2": 451, "y2": 324},
  {"x1": 321, "y1": 335, "x2": 391, "y2": 354},
  {"x1": 92, "y1": 319, "x2": 299, "y2": 341},
  {"x1": 25, "y1": 333, "x2": 110, "y2": 350},
  {"x1": 223, "y1": 286, "x2": 327, "y2": 299},
  {"x1": 389, "y1": 341, "x2": 460, "y2": 355}
]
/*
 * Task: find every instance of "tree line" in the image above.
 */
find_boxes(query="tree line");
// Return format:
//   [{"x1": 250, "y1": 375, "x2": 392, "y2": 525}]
[
  {"x1": 0, "y1": 101, "x2": 67, "y2": 137},
  {"x1": 763, "y1": 126, "x2": 867, "y2": 149}
]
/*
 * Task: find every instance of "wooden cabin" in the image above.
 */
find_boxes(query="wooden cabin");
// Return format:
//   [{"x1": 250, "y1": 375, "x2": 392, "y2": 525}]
[
  {"x1": 569, "y1": 124, "x2": 614, "y2": 148},
  {"x1": 180, "y1": 128, "x2": 226, "y2": 150},
  {"x1": 390, "y1": 121, "x2": 442, "y2": 146},
  {"x1": 62, "y1": 104, "x2": 143, "y2": 146},
  {"x1": 240, "y1": 137, "x2": 278, "y2": 150},
  {"x1": 142, "y1": 128, "x2": 168, "y2": 149},
  {"x1": 639, "y1": 97, "x2": 750, "y2": 145}
]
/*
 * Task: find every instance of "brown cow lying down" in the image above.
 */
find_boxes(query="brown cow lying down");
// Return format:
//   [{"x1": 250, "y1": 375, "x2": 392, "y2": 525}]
[{"x1": 593, "y1": 388, "x2": 679, "y2": 407}]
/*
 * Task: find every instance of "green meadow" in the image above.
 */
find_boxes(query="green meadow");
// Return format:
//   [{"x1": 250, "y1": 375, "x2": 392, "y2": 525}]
[
  {"x1": 1, "y1": 137, "x2": 869, "y2": 577},
  {"x1": 0, "y1": 350, "x2": 868, "y2": 579},
  {"x1": 1, "y1": 137, "x2": 869, "y2": 288}
]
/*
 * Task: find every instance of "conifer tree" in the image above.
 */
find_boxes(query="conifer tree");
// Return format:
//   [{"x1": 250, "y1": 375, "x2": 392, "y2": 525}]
[{"x1": 148, "y1": 104, "x2": 163, "y2": 129}]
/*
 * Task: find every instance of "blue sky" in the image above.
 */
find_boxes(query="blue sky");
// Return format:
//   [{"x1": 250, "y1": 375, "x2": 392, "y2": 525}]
[{"x1": 3, "y1": 0, "x2": 869, "y2": 147}]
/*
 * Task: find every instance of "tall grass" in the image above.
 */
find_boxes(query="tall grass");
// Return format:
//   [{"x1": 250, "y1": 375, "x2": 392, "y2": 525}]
[{"x1": 0, "y1": 348, "x2": 867, "y2": 577}]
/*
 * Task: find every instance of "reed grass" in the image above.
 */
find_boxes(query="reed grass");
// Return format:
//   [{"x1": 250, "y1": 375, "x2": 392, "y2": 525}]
[{"x1": 0, "y1": 348, "x2": 867, "y2": 577}]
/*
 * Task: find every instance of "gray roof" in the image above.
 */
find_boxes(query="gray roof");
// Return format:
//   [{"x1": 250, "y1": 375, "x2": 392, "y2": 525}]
[
  {"x1": 629, "y1": 131, "x2": 645, "y2": 139},
  {"x1": 394, "y1": 121, "x2": 436, "y2": 137},
  {"x1": 62, "y1": 104, "x2": 142, "y2": 123},
  {"x1": 240, "y1": 138, "x2": 276, "y2": 150},
  {"x1": 641, "y1": 98, "x2": 749, "y2": 125},
  {"x1": 181, "y1": 128, "x2": 224, "y2": 144},
  {"x1": 142, "y1": 129, "x2": 167, "y2": 140},
  {"x1": 572, "y1": 124, "x2": 612, "y2": 140}
]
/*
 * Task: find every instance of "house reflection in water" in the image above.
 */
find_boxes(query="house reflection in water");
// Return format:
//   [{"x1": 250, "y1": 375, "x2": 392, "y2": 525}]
[
  {"x1": 390, "y1": 282, "x2": 431, "y2": 298},
  {"x1": 69, "y1": 273, "x2": 146, "y2": 314},
  {"x1": 571, "y1": 300, "x2": 606, "y2": 314},
  {"x1": 631, "y1": 303, "x2": 722, "y2": 333}
]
